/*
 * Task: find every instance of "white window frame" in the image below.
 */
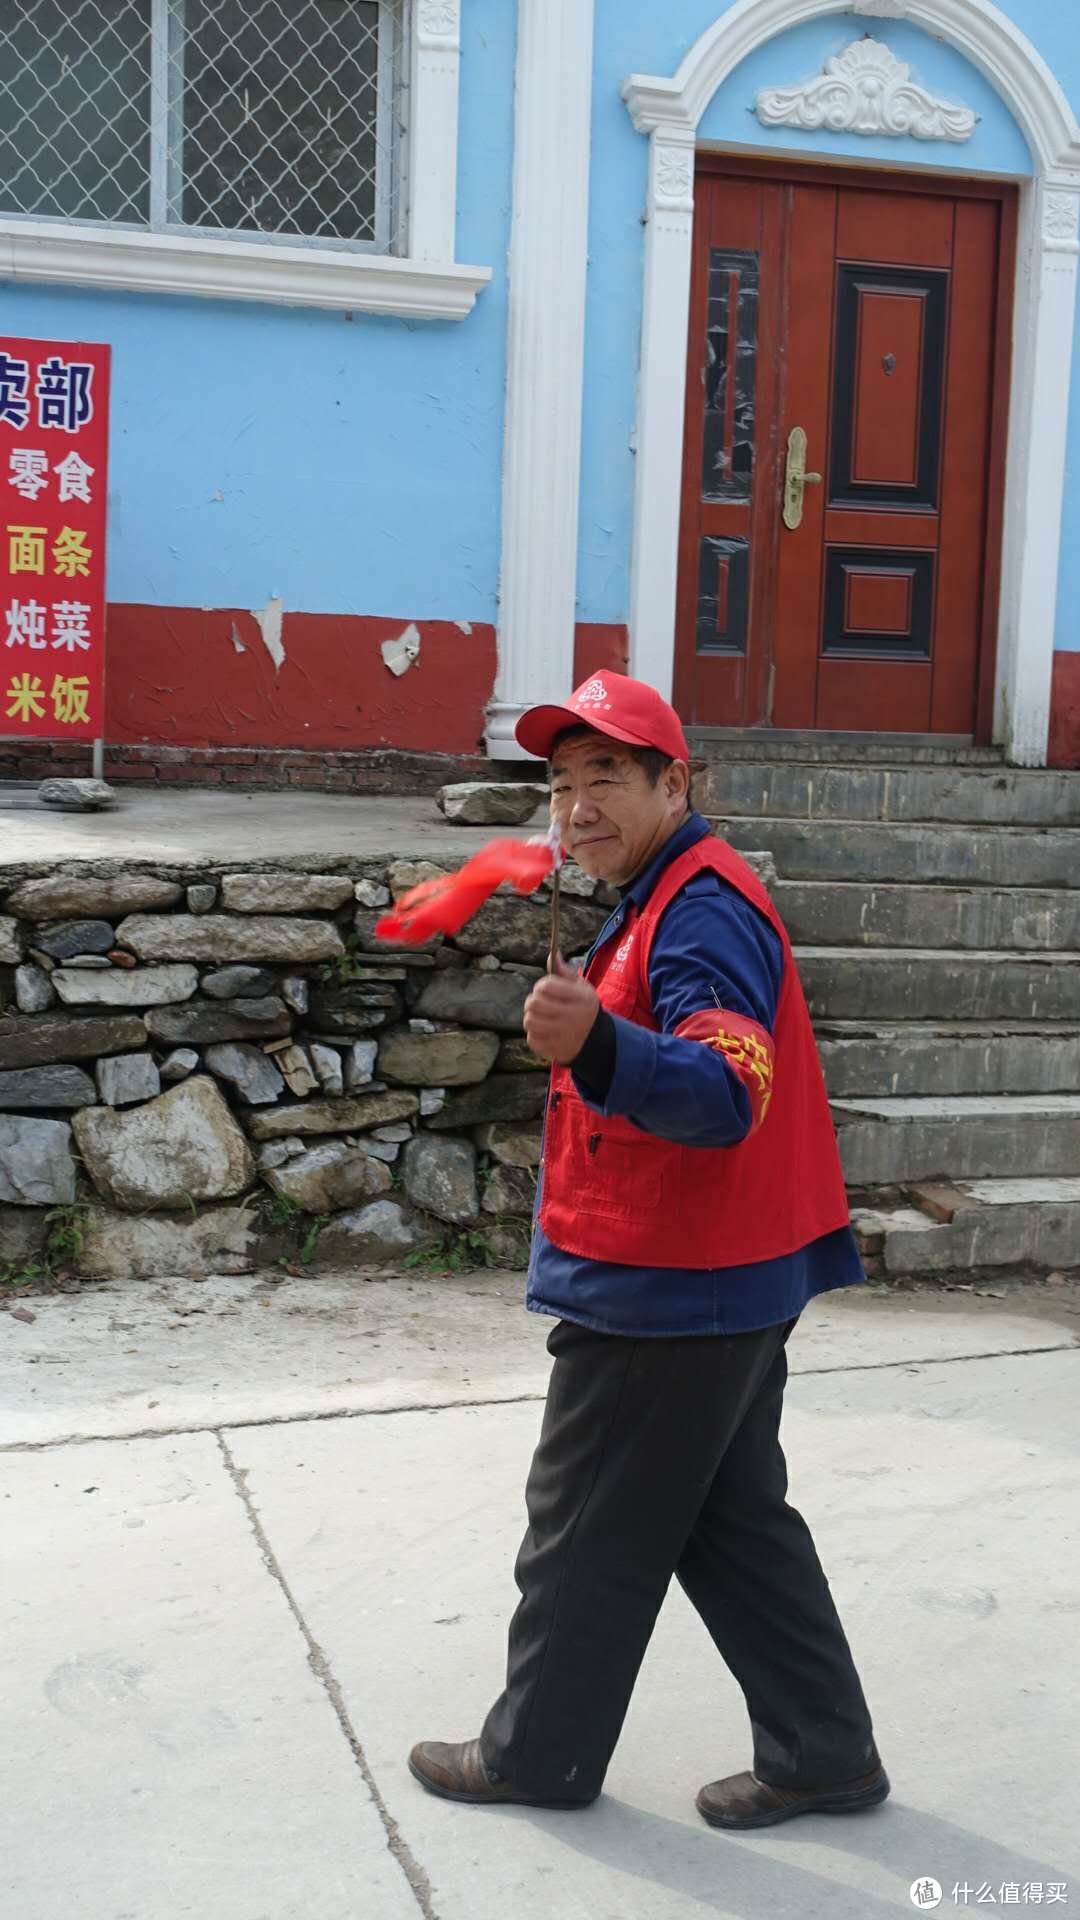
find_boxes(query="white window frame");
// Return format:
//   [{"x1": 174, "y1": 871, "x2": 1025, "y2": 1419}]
[{"x1": 0, "y1": 0, "x2": 489, "y2": 320}]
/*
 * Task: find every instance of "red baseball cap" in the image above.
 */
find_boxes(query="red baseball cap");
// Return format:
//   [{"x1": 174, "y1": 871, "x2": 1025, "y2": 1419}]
[{"x1": 515, "y1": 671, "x2": 690, "y2": 763}]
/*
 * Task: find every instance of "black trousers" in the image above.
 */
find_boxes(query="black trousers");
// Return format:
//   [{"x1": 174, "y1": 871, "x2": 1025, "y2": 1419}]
[{"x1": 481, "y1": 1315, "x2": 880, "y2": 1803}]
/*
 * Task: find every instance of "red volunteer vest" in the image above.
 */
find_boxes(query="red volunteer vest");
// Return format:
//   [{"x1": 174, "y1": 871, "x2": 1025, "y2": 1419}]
[{"x1": 539, "y1": 835, "x2": 850, "y2": 1269}]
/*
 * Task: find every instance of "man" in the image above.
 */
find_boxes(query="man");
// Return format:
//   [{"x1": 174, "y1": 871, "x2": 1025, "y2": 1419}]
[{"x1": 409, "y1": 671, "x2": 888, "y2": 1828}]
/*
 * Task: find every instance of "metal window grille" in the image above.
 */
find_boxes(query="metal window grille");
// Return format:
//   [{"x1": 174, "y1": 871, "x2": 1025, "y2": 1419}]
[{"x1": 0, "y1": 0, "x2": 408, "y2": 253}]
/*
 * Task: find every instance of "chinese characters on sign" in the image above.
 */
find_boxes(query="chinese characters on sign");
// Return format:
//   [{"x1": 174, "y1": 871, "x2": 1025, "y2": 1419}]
[{"x1": 1, "y1": 338, "x2": 110, "y2": 740}]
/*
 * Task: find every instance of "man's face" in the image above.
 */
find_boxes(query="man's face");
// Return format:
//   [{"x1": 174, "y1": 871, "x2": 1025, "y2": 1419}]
[{"x1": 548, "y1": 731, "x2": 688, "y2": 885}]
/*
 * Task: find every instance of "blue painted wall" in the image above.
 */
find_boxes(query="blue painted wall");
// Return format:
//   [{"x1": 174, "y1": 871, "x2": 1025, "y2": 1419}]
[
  {"x1": 0, "y1": 0, "x2": 516, "y2": 623},
  {"x1": 2, "y1": 0, "x2": 1079, "y2": 656}
]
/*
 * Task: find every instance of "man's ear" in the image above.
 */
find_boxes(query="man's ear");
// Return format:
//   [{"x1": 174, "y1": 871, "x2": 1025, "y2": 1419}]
[{"x1": 666, "y1": 759, "x2": 691, "y2": 808}]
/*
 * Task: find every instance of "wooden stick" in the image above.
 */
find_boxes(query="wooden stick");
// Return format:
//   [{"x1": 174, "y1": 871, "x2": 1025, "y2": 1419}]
[{"x1": 548, "y1": 863, "x2": 562, "y2": 973}]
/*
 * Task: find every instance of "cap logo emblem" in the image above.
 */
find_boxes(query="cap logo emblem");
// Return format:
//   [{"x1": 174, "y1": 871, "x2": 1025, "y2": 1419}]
[{"x1": 574, "y1": 677, "x2": 609, "y2": 708}]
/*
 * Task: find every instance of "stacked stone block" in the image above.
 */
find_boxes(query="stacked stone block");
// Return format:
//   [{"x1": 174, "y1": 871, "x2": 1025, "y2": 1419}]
[{"x1": 0, "y1": 857, "x2": 613, "y2": 1281}]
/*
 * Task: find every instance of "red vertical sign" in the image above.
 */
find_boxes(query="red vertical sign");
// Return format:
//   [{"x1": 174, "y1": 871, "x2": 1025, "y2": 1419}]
[{"x1": 0, "y1": 336, "x2": 111, "y2": 741}]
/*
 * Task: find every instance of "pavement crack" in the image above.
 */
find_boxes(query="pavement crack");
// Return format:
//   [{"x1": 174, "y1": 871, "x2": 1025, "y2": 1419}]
[
  {"x1": 0, "y1": 1390, "x2": 548, "y2": 1452},
  {"x1": 214, "y1": 1429, "x2": 441, "y2": 1920},
  {"x1": 795, "y1": 1341, "x2": 1080, "y2": 1376},
  {"x1": 1, "y1": 1344, "x2": 1076, "y2": 1453}
]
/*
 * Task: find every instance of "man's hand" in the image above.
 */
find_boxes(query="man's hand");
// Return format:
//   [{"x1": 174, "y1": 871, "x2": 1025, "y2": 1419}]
[{"x1": 524, "y1": 955, "x2": 601, "y2": 1065}]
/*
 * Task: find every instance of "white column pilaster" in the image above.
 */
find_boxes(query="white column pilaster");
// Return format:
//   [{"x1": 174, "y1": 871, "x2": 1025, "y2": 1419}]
[
  {"x1": 998, "y1": 176, "x2": 1080, "y2": 765},
  {"x1": 627, "y1": 129, "x2": 696, "y2": 701},
  {"x1": 486, "y1": 0, "x2": 596, "y2": 760}
]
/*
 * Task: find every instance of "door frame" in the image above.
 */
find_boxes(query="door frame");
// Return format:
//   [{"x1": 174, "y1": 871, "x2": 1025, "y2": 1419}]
[
  {"x1": 675, "y1": 153, "x2": 1017, "y2": 741},
  {"x1": 622, "y1": 0, "x2": 1080, "y2": 766}
]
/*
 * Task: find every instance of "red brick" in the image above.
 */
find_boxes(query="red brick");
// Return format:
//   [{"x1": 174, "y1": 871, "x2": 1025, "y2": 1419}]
[
  {"x1": 103, "y1": 762, "x2": 156, "y2": 781},
  {"x1": 157, "y1": 764, "x2": 222, "y2": 784},
  {"x1": 283, "y1": 768, "x2": 346, "y2": 787}
]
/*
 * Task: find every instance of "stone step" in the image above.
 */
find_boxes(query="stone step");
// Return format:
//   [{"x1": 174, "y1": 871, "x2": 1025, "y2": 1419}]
[
  {"x1": 688, "y1": 730, "x2": 1003, "y2": 766},
  {"x1": 833, "y1": 1094, "x2": 1080, "y2": 1185},
  {"x1": 776, "y1": 880, "x2": 1080, "y2": 951},
  {"x1": 714, "y1": 816, "x2": 1080, "y2": 888},
  {"x1": 816, "y1": 1020, "x2": 1080, "y2": 1098},
  {"x1": 852, "y1": 1178, "x2": 1080, "y2": 1276},
  {"x1": 697, "y1": 761, "x2": 1080, "y2": 826},
  {"x1": 798, "y1": 946, "x2": 1080, "y2": 1021}
]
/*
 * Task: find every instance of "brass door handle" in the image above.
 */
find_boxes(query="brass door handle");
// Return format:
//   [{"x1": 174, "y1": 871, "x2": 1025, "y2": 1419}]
[{"x1": 782, "y1": 427, "x2": 822, "y2": 530}]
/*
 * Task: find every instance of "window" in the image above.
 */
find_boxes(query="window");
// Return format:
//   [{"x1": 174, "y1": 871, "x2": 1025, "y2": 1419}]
[{"x1": 0, "y1": 0, "x2": 406, "y2": 254}]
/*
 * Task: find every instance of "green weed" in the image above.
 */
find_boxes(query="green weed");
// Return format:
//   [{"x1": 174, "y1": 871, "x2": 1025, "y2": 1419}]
[{"x1": 406, "y1": 1228, "x2": 498, "y2": 1273}]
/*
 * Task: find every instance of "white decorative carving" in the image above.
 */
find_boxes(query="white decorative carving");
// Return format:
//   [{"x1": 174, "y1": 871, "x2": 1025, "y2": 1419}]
[
  {"x1": 853, "y1": 0, "x2": 908, "y2": 16},
  {"x1": 654, "y1": 141, "x2": 694, "y2": 207},
  {"x1": 754, "y1": 37, "x2": 976, "y2": 143},
  {"x1": 409, "y1": 0, "x2": 462, "y2": 258},
  {"x1": 417, "y1": 0, "x2": 459, "y2": 39},
  {"x1": 1044, "y1": 190, "x2": 1080, "y2": 243}
]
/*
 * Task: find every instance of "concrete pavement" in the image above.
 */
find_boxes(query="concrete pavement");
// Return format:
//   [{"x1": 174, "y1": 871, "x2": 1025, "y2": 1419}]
[
  {"x1": 2, "y1": 1270, "x2": 1078, "y2": 1919},
  {"x1": 0, "y1": 788, "x2": 535, "y2": 878}
]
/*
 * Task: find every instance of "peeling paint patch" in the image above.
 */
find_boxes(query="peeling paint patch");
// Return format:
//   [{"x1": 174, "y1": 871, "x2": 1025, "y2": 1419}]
[
  {"x1": 251, "y1": 596, "x2": 285, "y2": 672},
  {"x1": 382, "y1": 623, "x2": 421, "y2": 677},
  {"x1": 455, "y1": 620, "x2": 473, "y2": 635},
  {"x1": 229, "y1": 622, "x2": 246, "y2": 655}
]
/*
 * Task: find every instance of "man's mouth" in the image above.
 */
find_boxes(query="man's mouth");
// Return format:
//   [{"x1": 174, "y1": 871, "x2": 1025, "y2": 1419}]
[{"x1": 572, "y1": 834, "x2": 615, "y2": 850}]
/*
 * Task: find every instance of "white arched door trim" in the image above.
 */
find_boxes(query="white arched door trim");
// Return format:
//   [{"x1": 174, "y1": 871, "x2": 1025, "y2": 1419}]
[{"x1": 623, "y1": 0, "x2": 1080, "y2": 764}]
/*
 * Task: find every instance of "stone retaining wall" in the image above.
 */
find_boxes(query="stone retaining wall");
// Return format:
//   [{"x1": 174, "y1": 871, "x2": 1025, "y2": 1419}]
[{"x1": 0, "y1": 852, "x2": 621, "y2": 1281}]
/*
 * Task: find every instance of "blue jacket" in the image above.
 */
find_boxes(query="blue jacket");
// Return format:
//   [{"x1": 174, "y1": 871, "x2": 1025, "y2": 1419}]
[{"x1": 527, "y1": 812, "x2": 865, "y2": 1336}]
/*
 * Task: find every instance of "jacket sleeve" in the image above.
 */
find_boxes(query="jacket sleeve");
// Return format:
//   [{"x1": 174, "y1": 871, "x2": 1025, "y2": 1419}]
[{"x1": 570, "y1": 877, "x2": 783, "y2": 1147}]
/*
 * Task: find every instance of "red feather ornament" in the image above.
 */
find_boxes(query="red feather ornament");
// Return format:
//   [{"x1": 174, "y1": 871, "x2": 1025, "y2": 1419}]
[{"x1": 374, "y1": 827, "x2": 562, "y2": 947}]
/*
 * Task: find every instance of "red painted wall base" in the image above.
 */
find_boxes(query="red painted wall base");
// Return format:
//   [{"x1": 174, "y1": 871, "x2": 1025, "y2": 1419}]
[
  {"x1": 8, "y1": 615, "x2": 1077, "y2": 777},
  {"x1": 1049, "y1": 651, "x2": 1080, "y2": 768},
  {"x1": 573, "y1": 623, "x2": 630, "y2": 683},
  {"x1": 103, "y1": 605, "x2": 499, "y2": 754}
]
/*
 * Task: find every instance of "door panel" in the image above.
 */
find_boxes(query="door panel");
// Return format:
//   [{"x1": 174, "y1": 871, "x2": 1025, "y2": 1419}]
[
  {"x1": 850, "y1": 289, "x2": 926, "y2": 487},
  {"x1": 932, "y1": 197, "x2": 998, "y2": 732},
  {"x1": 674, "y1": 176, "x2": 783, "y2": 727},
  {"x1": 835, "y1": 188, "x2": 954, "y2": 267},
  {"x1": 770, "y1": 182, "x2": 835, "y2": 731},
  {"x1": 829, "y1": 265, "x2": 948, "y2": 509},
  {"x1": 675, "y1": 164, "x2": 1012, "y2": 737},
  {"x1": 815, "y1": 658, "x2": 934, "y2": 733}
]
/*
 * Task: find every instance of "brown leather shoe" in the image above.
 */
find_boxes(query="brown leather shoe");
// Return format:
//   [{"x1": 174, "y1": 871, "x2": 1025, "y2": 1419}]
[
  {"x1": 408, "y1": 1739, "x2": 595, "y2": 1810},
  {"x1": 697, "y1": 1764, "x2": 890, "y2": 1829}
]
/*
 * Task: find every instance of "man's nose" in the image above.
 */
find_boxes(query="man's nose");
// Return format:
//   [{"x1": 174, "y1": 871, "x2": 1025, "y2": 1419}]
[{"x1": 570, "y1": 789, "x2": 600, "y2": 825}]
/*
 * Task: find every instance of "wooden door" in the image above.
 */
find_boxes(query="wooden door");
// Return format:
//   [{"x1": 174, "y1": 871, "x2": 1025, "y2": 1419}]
[{"x1": 674, "y1": 164, "x2": 1014, "y2": 735}]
